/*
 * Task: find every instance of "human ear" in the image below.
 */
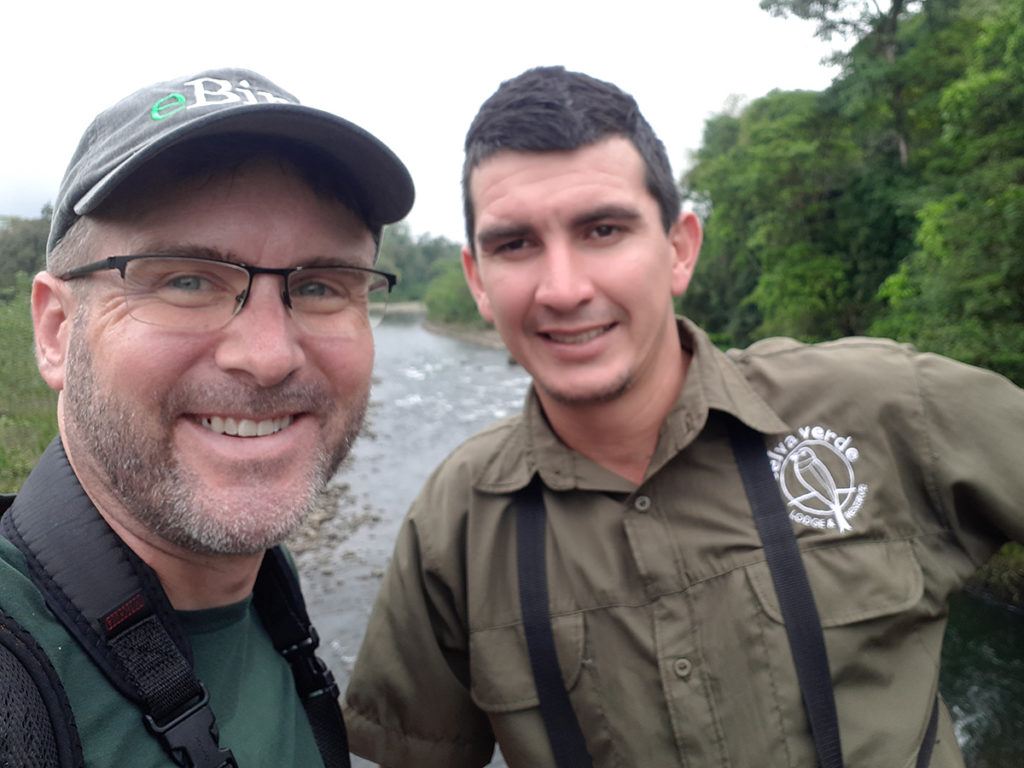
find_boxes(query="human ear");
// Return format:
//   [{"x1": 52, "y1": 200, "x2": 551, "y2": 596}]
[
  {"x1": 461, "y1": 246, "x2": 495, "y2": 323},
  {"x1": 669, "y1": 211, "x2": 703, "y2": 297},
  {"x1": 32, "y1": 272, "x2": 76, "y2": 392}
]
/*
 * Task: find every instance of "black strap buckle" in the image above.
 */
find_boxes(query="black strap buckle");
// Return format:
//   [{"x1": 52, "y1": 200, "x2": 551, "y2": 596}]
[
  {"x1": 282, "y1": 626, "x2": 340, "y2": 700},
  {"x1": 143, "y1": 684, "x2": 238, "y2": 768}
]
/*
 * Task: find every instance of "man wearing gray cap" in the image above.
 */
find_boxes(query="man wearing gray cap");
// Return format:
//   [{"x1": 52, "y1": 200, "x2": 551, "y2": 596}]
[{"x1": 0, "y1": 68, "x2": 413, "y2": 768}]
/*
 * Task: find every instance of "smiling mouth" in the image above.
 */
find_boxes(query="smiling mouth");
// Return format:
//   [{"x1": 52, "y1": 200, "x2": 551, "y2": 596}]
[
  {"x1": 543, "y1": 324, "x2": 614, "y2": 344},
  {"x1": 199, "y1": 415, "x2": 294, "y2": 437}
]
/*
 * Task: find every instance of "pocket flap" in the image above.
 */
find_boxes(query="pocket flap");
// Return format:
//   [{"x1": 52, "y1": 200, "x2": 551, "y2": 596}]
[
  {"x1": 747, "y1": 539, "x2": 924, "y2": 627},
  {"x1": 469, "y1": 612, "x2": 584, "y2": 712}
]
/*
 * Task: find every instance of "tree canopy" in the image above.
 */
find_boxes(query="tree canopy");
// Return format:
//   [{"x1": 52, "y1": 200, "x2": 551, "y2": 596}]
[{"x1": 684, "y1": 0, "x2": 1024, "y2": 387}]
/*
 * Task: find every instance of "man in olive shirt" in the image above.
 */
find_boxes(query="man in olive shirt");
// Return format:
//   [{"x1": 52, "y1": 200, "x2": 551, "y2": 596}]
[{"x1": 344, "y1": 66, "x2": 1023, "y2": 767}]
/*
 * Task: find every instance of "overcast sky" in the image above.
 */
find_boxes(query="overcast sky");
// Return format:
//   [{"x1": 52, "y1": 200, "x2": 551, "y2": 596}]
[{"x1": 2, "y1": 0, "x2": 840, "y2": 243}]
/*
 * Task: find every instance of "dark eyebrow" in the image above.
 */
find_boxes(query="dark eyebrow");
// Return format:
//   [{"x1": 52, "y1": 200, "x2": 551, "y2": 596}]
[
  {"x1": 476, "y1": 224, "x2": 534, "y2": 252},
  {"x1": 476, "y1": 205, "x2": 643, "y2": 251},
  {"x1": 571, "y1": 205, "x2": 642, "y2": 228}
]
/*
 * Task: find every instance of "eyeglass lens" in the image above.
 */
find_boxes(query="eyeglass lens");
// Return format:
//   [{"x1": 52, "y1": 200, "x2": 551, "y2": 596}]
[{"x1": 120, "y1": 257, "x2": 390, "y2": 334}]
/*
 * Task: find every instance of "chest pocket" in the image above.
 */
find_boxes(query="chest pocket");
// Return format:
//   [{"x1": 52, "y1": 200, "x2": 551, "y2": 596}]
[
  {"x1": 740, "y1": 537, "x2": 940, "y2": 767},
  {"x1": 746, "y1": 538, "x2": 924, "y2": 626},
  {"x1": 468, "y1": 612, "x2": 585, "y2": 712}
]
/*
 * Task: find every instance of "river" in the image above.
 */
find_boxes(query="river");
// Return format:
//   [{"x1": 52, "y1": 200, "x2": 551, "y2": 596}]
[{"x1": 296, "y1": 312, "x2": 1024, "y2": 768}]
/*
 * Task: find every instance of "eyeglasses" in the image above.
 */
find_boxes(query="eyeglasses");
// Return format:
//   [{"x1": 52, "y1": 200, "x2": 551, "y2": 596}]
[{"x1": 59, "y1": 255, "x2": 398, "y2": 336}]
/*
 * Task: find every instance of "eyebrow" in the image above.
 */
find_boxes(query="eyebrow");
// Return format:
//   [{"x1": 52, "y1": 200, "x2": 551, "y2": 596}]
[
  {"x1": 128, "y1": 243, "x2": 238, "y2": 263},
  {"x1": 570, "y1": 204, "x2": 642, "y2": 228},
  {"x1": 476, "y1": 204, "x2": 644, "y2": 251},
  {"x1": 475, "y1": 223, "x2": 534, "y2": 251},
  {"x1": 122, "y1": 244, "x2": 368, "y2": 269}
]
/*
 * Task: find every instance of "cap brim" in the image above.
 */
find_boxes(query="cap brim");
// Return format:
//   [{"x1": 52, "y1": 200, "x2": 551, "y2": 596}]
[{"x1": 74, "y1": 103, "x2": 414, "y2": 227}]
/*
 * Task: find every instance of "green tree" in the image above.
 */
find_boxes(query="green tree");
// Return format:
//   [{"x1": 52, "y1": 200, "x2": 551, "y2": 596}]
[
  {"x1": 762, "y1": 0, "x2": 923, "y2": 167},
  {"x1": 0, "y1": 207, "x2": 50, "y2": 300},
  {"x1": 683, "y1": 90, "x2": 868, "y2": 342},
  {"x1": 376, "y1": 223, "x2": 461, "y2": 302},
  {"x1": 423, "y1": 258, "x2": 489, "y2": 327},
  {"x1": 873, "y1": 0, "x2": 1024, "y2": 384}
]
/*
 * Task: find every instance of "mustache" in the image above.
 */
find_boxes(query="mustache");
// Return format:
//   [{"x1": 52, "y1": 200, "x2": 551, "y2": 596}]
[{"x1": 161, "y1": 380, "x2": 333, "y2": 422}]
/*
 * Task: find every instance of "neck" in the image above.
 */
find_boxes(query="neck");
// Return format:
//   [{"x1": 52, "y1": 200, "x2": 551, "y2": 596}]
[
  {"x1": 107, "y1": 517, "x2": 264, "y2": 610},
  {"x1": 540, "y1": 348, "x2": 691, "y2": 485}
]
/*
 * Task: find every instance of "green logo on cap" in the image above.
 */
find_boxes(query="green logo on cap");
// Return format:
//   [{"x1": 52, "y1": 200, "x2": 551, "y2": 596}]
[{"x1": 151, "y1": 93, "x2": 187, "y2": 121}]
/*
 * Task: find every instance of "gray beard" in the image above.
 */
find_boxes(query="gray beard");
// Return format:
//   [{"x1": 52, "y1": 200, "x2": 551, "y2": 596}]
[{"x1": 62, "y1": 322, "x2": 365, "y2": 556}]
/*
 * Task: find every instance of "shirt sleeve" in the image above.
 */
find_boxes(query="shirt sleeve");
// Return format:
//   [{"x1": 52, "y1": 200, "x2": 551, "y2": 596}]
[
  {"x1": 343, "y1": 500, "x2": 496, "y2": 768},
  {"x1": 914, "y1": 351, "x2": 1024, "y2": 562}
]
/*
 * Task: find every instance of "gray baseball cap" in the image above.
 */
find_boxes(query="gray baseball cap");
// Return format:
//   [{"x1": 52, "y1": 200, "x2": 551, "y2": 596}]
[{"x1": 48, "y1": 67, "x2": 414, "y2": 253}]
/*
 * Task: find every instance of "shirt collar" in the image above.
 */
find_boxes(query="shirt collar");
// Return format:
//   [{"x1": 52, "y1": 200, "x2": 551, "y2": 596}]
[{"x1": 474, "y1": 317, "x2": 791, "y2": 493}]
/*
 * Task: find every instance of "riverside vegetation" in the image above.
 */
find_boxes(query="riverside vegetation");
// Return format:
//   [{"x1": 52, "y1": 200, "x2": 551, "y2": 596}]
[{"x1": 2, "y1": 0, "x2": 1023, "y2": 607}]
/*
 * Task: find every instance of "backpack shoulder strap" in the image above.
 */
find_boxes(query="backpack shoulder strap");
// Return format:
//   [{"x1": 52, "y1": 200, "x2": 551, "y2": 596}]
[
  {"x1": 4, "y1": 438, "x2": 350, "y2": 768},
  {"x1": 1, "y1": 438, "x2": 236, "y2": 768},
  {"x1": 255, "y1": 549, "x2": 350, "y2": 767},
  {"x1": 0, "y1": 606, "x2": 85, "y2": 768}
]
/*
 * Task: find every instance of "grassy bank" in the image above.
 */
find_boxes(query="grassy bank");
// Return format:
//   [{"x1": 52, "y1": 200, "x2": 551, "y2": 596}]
[{"x1": 0, "y1": 276, "x2": 57, "y2": 492}]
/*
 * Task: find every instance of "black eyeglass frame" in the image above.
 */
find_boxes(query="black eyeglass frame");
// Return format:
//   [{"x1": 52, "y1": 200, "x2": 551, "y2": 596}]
[{"x1": 59, "y1": 254, "x2": 398, "y2": 325}]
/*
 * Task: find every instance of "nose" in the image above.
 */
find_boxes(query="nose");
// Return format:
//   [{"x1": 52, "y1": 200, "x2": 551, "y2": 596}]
[
  {"x1": 213, "y1": 274, "x2": 306, "y2": 386},
  {"x1": 534, "y1": 241, "x2": 595, "y2": 311}
]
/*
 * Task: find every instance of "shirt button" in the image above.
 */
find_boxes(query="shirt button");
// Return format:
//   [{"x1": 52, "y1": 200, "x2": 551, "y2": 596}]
[
  {"x1": 634, "y1": 495, "x2": 652, "y2": 512},
  {"x1": 673, "y1": 658, "x2": 693, "y2": 679}
]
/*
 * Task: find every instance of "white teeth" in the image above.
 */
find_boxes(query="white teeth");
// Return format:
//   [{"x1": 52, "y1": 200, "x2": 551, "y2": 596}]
[
  {"x1": 547, "y1": 327, "x2": 607, "y2": 344},
  {"x1": 200, "y1": 415, "x2": 292, "y2": 437}
]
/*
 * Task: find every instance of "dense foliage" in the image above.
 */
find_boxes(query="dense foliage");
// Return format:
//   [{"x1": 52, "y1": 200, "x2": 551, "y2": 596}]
[
  {"x1": 684, "y1": 0, "x2": 1024, "y2": 390},
  {"x1": 375, "y1": 222, "x2": 463, "y2": 302}
]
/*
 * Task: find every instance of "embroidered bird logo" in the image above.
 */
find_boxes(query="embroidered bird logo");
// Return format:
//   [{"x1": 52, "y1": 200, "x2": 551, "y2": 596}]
[{"x1": 791, "y1": 446, "x2": 853, "y2": 532}]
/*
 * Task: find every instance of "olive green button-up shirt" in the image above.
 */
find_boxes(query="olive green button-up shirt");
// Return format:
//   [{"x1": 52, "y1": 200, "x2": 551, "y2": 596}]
[{"x1": 344, "y1": 319, "x2": 1023, "y2": 768}]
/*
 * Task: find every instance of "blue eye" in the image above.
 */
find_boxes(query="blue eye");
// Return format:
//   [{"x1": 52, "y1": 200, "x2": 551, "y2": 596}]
[{"x1": 167, "y1": 274, "x2": 209, "y2": 291}]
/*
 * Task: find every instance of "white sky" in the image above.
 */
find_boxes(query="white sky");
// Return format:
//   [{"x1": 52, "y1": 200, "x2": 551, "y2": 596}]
[{"x1": 2, "y1": 0, "x2": 839, "y2": 243}]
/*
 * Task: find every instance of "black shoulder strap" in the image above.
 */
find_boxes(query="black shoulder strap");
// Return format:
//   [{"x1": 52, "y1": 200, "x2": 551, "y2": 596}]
[
  {"x1": 727, "y1": 417, "x2": 939, "y2": 768},
  {"x1": 2, "y1": 439, "x2": 236, "y2": 768},
  {"x1": 2, "y1": 439, "x2": 350, "y2": 768},
  {"x1": 254, "y1": 549, "x2": 350, "y2": 766},
  {"x1": 517, "y1": 421, "x2": 938, "y2": 768},
  {"x1": 516, "y1": 477, "x2": 594, "y2": 768},
  {"x1": 726, "y1": 417, "x2": 844, "y2": 768}
]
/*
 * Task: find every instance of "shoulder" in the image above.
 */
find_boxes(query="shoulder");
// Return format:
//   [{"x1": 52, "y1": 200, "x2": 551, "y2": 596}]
[
  {"x1": 725, "y1": 335, "x2": 926, "y2": 399},
  {"x1": 728, "y1": 334, "x2": 916, "y2": 369},
  {"x1": 416, "y1": 413, "x2": 527, "y2": 500}
]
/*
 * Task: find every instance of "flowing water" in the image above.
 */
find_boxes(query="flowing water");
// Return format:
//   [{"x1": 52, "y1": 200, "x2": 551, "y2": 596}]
[{"x1": 298, "y1": 312, "x2": 1023, "y2": 767}]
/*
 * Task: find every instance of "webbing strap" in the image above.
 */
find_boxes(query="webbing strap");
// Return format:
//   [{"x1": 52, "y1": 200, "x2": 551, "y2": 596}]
[
  {"x1": 516, "y1": 478, "x2": 594, "y2": 768},
  {"x1": 254, "y1": 550, "x2": 350, "y2": 767},
  {"x1": 727, "y1": 417, "x2": 844, "y2": 768},
  {"x1": 2, "y1": 440, "x2": 236, "y2": 768},
  {"x1": 516, "y1": 419, "x2": 938, "y2": 768},
  {"x1": 2, "y1": 438, "x2": 350, "y2": 768}
]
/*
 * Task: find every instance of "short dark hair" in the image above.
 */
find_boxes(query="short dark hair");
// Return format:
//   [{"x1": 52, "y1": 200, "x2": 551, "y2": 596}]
[{"x1": 462, "y1": 66, "x2": 681, "y2": 249}]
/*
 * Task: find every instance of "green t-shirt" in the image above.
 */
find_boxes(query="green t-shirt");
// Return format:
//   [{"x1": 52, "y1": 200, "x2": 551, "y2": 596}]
[{"x1": 0, "y1": 539, "x2": 325, "y2": 767}]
